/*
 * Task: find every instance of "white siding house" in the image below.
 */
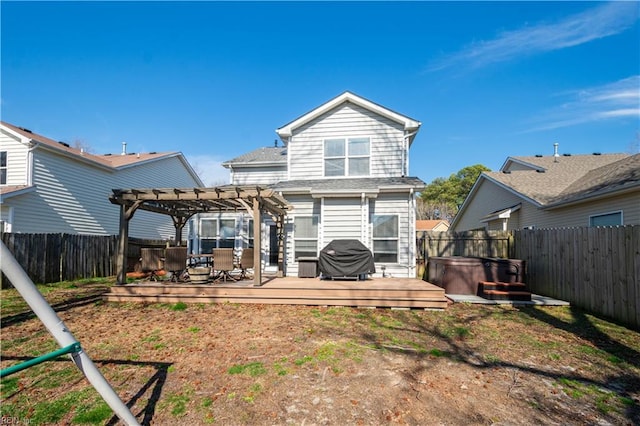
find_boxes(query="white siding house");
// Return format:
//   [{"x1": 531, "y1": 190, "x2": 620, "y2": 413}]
[
  {"x1": 452, "y1": 152, "x2": 640, "y2": 231},
  {"x1": 0, "y1": 121, "x2": 203, "y2": 239},
  {"x1": 192, "y1": 92, "x2": 425, "y2": 278}
]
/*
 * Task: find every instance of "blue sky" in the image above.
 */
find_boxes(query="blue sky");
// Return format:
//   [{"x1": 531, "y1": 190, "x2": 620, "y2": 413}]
[{"x1": 2, "y1": 1, "x2": 639, "y2": 186}]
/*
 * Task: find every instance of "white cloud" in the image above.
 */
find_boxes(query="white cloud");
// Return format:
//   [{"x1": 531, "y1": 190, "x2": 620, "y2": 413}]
[
  {"x1": 523, "y1": 76, "x2": 640, "y2": 132},
  {"x1": 427, "y1": 2, "x2": 639, "y2": 71},
  {"x1": 185, "y1": 154, "x2": 230, "y2": 186}
]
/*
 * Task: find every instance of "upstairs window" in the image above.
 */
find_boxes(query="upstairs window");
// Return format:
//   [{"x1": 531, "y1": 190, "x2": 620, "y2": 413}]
[
  {"x1": 0, "y1": 152, "x2": 6, "y2": 185},
  {"x1": 324, "y1": 138, "x2": 370, "y2": 177}
]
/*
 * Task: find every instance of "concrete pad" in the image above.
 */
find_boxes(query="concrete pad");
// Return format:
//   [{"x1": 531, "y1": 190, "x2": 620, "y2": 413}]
[{"x1": 446, "y1": 293, "x2": 570, "y2": 306}]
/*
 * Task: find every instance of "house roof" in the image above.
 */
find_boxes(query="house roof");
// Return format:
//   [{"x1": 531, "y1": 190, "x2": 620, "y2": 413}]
[
  {"x1": 452, "y1": 152, "x2": 638, "y2": 229},
  {"x1": 1, "y1": 121, "x2": 196, "y2": 172},
  {"x1": 272, "y1": 177, "x2": 425, "y2": 196},
  {"x1": 0, "y1": 185, "x2": 36, "y2": 199},
  {"x1": 485, "y1": 153, "x2": 636, "y2": 206},
  {"x1": 275, "y1": 92, "x2": 421, "y2": 143},
  {"x1": 416, "y1": 220, "x2": 450, "y2": 231},
  {"x1": 222, "y1": 146, "x2": 287, "y2": 168}
]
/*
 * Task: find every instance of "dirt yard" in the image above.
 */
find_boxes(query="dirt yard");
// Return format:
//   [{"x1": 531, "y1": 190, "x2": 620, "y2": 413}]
[{"x1": 1, "y1": 280, "x2": 639, "y2": 425}]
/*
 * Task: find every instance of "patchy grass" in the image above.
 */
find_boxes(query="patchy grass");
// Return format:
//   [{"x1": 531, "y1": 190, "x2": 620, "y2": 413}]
[{"x1": 1, "y1": 279, "x2": 639, "y2": 425}]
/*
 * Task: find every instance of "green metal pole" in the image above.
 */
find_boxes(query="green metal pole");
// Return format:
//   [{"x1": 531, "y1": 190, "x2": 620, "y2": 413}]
[{"x1": 0, "y1": 342, "x2": 81, "y2": 379}]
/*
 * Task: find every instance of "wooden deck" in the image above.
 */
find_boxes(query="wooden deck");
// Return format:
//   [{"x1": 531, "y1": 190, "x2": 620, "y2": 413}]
[{"x1": 104, "y1": 276, "x2": 448, "y2": 309}]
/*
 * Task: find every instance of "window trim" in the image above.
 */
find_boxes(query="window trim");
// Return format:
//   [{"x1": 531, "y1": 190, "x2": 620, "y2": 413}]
[
  {"x1": 371, "y1": 214, "x2": 399, "y2": 263},
  {"x1": 199, "y1": 217, "x2": 236, "y2": 251},
  {"x1": 589, "y1": 210, "x2": 623, "y2": 227},
  {"x1": 0, "y1": 151, "x2": 7, "y2": 185},
  {"x1": 323, "y1": 137, "x2": 370, "y2": 177},
  {"x1": 293, "y1": 214, "x2": 319, "y2": 260}
]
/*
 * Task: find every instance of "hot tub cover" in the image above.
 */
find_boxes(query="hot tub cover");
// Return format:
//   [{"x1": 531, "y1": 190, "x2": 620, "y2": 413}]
[{"x1": 318, "y1": 239, "x2": 376, "y2": 278}]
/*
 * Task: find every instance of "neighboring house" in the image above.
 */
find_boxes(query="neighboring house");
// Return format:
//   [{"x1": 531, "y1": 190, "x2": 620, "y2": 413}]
[
  {"x1": 416, "y1": 219, "x2": 450, "y2": 232},
  {"x1": 190, "y1": 92, "x2": 425, "y2": 278},
  {"x1": 452, "y1": 152, "x2": 640, "y2": 231},
  {"x1": 0, "y1": 121, "x2": 203, "y2": 239}
]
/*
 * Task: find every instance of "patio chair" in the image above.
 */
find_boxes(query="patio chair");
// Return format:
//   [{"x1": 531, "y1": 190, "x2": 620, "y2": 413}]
[
  {"x1": 238, "y1": 248, "x2": 254, "y2": 280},
  {"x1": 140, "y1": 248, "x2": 164, "y2": 281},
  {"x1": 212, "y1": 248, "x2": 237, "y2": 282},
  {"x1": 164, "y1": 246, "x2": 188, "y2": 282}
]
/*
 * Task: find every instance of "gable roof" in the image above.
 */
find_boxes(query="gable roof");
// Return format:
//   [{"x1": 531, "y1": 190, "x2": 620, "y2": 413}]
[
  {"x1": 275, "y1": 91, "x2": 421, "y2": 142},
  {"x1": 1, "y1": 121, "x2": 203, "y2": 184},
  {"x1": 484, "y1": 153, "x2": 636, "y2": 207},
  {"x1": 1, "y1": 121, "x2": 190, "y2": 169},
  {"x1": 222, "y1": 146, "x2": 287, "y2": 168}
]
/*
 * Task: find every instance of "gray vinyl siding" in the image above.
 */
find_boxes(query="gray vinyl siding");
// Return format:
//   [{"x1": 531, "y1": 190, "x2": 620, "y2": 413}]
[
  {"x1": 9, "y1": 149, "x2": 200, "y2": 238},
  {"x1": 321, "y1": 197, "x2": 364, "y2": 244},
  {"x1": 231, "y1": 166, "x2": 287, "y2": 185},
  {"x1": 456, "y1": 180, "x2": 640, "y2": 230},
  {"x1": 519, "y1": 191, "x2": 640, "y2": 228},
  {"x1": 1, "y1": 131, "x2": 30, "y2": 185},
  {"x1": 288, "y1": 103, "x2": 405, "y2": 180},
  {"x1": 454, "y1": 180, "x2": 524, "y2": 231}
]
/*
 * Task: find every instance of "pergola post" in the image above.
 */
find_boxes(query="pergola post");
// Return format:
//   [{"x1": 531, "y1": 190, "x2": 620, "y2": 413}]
[
  {"x1": 277, "y1": 215, "x2": 285, "y2": 278},
  {"x1": 115, "y1": 204, "x2": 129, "y2": 285},
  {"x1": 253, "y1": 198, "x2": 262, "y2": 286},
  {"x1": 172, "y1": 216, "x2": 187, "y2": 246}
]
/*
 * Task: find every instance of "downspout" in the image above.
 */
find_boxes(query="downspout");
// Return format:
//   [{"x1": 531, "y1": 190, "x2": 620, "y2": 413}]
[
  {"x1": 27, "y1": 140, "x2": 37, "y2": 186},
  {"x1": 402, "y1": 130, "x2": 418, "y2": 177},
  {"x1": 408, "y1": 188, "x2": 414, "y2": 277},
  {"x1": 361, "y1": 192, "x2": 366, "y2": 243},
  {"x1": 228, "y1": 165, "x2": 234, "y2": 185},
  {"x1": 285, "y1": 136, "x2": 291, "y2": 181}
]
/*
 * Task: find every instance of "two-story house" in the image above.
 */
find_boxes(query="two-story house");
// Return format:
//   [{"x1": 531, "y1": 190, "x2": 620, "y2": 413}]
[
  {"x1": 0, "y1": 121, "x2": 203, "y2": 239},
  {"x1": 189, "y1": 92, "x2": 425, "y2": 278}
]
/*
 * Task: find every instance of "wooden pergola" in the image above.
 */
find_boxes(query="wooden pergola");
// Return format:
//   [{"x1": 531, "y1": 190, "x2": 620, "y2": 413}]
[{"x1": 109, "y1": 185, "x2": 291, "y2": 285}]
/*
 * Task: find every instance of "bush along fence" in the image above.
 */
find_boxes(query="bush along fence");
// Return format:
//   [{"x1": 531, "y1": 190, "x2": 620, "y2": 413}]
[{"x1": 0, "y1": 233, "x2": 167, "y2": 287}]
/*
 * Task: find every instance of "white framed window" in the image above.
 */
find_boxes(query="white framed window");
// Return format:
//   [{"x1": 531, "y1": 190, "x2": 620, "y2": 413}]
[
  {"x1": 324, "y1": 137, "x2": 370, "y2": 177},
  {"x1": 372, "y1": 215, "x2": 398, "y2": 263},
  {"x1": 294, "y1": 215, "x2": 319, "y2": 259},
  {"x1": 199, "y1": 218, "x2": 236, "y2": 253},
  {"x1": 219, "y1": 219, "x2": 236, "y2": 248},
  {"x1": 247, "y1": 219, "x2": 254, "y2": 248},
  {"x1": 0, "y1": 151, "x2": 7, "y2": 185},
  {"x1": 589, "y1": 211, "x2": 623, "y2": 227}
]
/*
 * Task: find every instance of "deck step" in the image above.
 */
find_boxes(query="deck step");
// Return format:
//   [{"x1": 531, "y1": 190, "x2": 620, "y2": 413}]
[
  {"x1": 478, "y1": 281, "x2": 532, "y2": 301},
  {"x1": 479, "y1": 281, "x2": 528, "y2": 291},
  {"x1": 481, "y1": 290, "x2": 532, "y2": 301}
]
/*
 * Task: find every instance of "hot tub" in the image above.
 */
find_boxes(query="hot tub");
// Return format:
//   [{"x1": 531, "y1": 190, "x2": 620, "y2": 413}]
[{"x1": 427, "y1": 256, "x2": 525, "y2": 295}]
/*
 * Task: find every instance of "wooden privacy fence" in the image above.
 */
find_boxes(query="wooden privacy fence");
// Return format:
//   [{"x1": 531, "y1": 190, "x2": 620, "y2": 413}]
[
  {"x1": 1, "y1": 233, "x2": 118, "y2": 285},
  {"x1": 417, "y1": 230, "x2": 514, "y2": 260},
  {"x1": 513, "y1": 226, "x2": 640, "y2": 330},
  {"x1": 1, "y1": 233, "x2": 168, "y2": 286}
]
